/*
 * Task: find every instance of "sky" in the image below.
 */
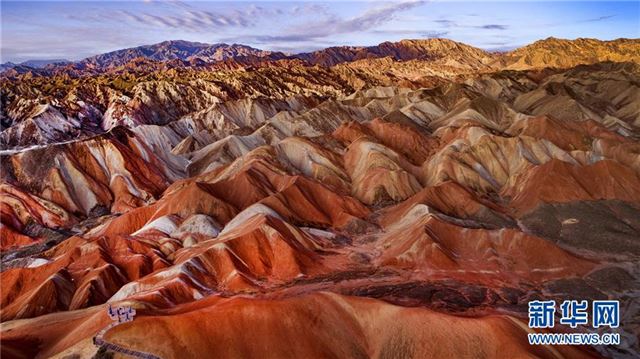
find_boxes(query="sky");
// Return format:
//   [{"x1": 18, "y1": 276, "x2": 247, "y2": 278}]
[{"x1": 1, "y1": 0, "x2": 639, "y2": 63}]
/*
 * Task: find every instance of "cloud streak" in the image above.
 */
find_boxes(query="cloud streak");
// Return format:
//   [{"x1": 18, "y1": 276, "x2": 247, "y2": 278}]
[
  {"x1": 580, "y1": 14, "x2": 617, "y2": 23},
  {"x1": 434, "y1": 18, "x2": 508, "y2": 31},
  {"x1": 220, "y1": 1, "x2": 429, "y2": 45},
  {"x1": 66, "y1": 2, "x2": 279, "y2": 32},
  {"x1": 121, "y1": 8, "x2": 254, "y2": 31},
  {"x1": 325, "y1": 1, "x2": 427, "y2": 35},
  {"x1": 542, "y1": 14, "x2": 617, "y2": 27},
  {"x1": 268, "y1": 1, "x2": 427, "y2": 42},
  {"x1": 138, "y1": 9, "x2": 252, "y2": 29},
  {"x1": 478, "y1": 24, "x2": 508, "y2": 30},
  {"x1": 421, "y1": 31, "x2": 450, "y2": 38}
]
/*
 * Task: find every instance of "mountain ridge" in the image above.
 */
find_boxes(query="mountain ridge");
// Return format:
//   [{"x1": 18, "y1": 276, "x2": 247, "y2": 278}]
[
  {"x1": 79, "y1": 40, "x2": 285, "y2": 69},
  {"x1": 297, "y1": 38, "x2": 498, "y2": 67},
  {"x1": 501, "y1": 36, "x2": 640, "y2": 69},
  {"x1": 3, "y1": 37, "x2": 638, "y2": 75}
]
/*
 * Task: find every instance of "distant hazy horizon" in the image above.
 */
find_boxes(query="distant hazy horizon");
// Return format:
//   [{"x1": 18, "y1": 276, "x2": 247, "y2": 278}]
[{"x1": 2, "y1": 0, "x2": 639, "y2": 63}]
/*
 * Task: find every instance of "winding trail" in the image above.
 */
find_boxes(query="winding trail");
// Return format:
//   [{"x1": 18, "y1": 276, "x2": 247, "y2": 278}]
[{"x1": 93, "y1": 321, "x2": 162, "y2": 359}]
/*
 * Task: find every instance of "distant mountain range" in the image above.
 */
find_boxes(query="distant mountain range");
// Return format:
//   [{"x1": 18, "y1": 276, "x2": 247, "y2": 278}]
[
  {"x1": 499, "y1": 37, "x2": 640, "y2": 69},
  {"x1": 295, "y1": 38, "x2": 495, "y2": 67},
  {"x1": 78, "y1": 40, "x2": 284, "y2": 69},
  {"x1": 0, "y1": 41, "x2": 282, "y2": 72},
  {"x1": 3, "y1": 37, "x2": 638, "y2": 74},
  {"x1": 0, "y1": 59, "x2": 71, "y2": 71}
]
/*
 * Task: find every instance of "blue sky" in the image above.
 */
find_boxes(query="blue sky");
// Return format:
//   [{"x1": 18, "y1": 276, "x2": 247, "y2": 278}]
[{"x1": 1, "y1": 1, "x2": 639, "y2": 62}]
